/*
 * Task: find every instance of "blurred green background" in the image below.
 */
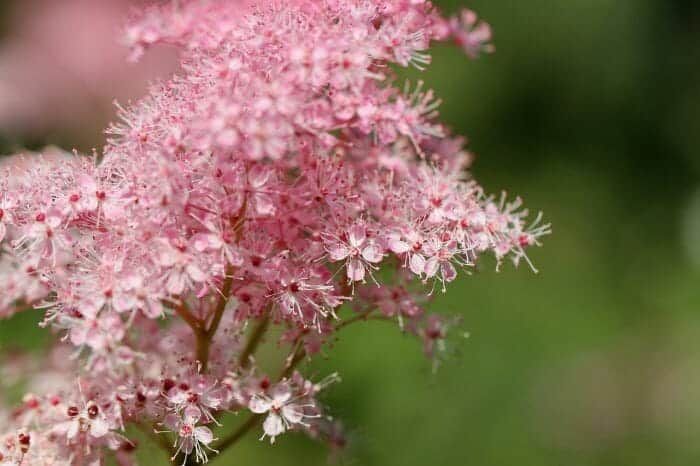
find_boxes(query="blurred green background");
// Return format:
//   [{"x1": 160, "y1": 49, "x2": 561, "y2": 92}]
[{"x1": 2, "y1": 0, "x2": 700, "y2": 465}]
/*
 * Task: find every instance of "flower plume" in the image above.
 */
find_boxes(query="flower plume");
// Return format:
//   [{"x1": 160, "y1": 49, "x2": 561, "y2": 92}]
[{"x1": 0, "y1": 1, "x2": 548, "y2": 464}]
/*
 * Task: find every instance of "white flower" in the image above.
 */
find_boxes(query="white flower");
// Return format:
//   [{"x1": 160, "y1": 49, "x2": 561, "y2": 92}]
[
  {"x1": 53, "y1": 402, "x2": 110, "y2": 441},
  {"x1": 249, "y1": 385, "x2": 308, "y2": 444}
]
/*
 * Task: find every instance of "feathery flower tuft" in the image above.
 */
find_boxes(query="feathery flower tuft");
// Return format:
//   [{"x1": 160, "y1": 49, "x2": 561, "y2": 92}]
[{"x1": 0, "y1": 1, "x2": 548, "y2": 464}]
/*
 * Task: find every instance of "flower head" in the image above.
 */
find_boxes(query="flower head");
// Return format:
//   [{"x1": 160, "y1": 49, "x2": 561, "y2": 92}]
[{"x1": 0, "y1": 1, "x2": 547, "y2": 464}]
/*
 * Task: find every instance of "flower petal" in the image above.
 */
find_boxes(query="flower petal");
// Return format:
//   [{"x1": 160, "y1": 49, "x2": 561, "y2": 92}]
[
  {"x1": 361, "y1": 243, "x2": 383, "y2": 263},
  {"x1": 282, "y1": 404, "x2": 304, "y2": 424},
  {"x1": 263, "y1": 413, "x2": 285, "y2": 443},
  {"x1": 186, "y1": 263, "x2": 207, "y2": 282},
  {"x1": 388, "y1": 237, "x2": 409, "y2": 254},
  {"x1": 424, "y1": 257, "x2": 439, "y2": 278},
  {"x1": 328, "y1": 243, "x2": 350, "y2": 261},
  {"x1": 348, "y1": 224, "x2": 366, "y2": 248},
  {"x1": 249, "y1": 395, "x2": 272, "y2": 414},
  {"x1": 184, "y1": 405, "x2": 202, "y2": 424},
  {"x1": 346, "y1": 258, "x2": 365, "y2": 282},
  {"x1": 409, "y1": 254, "x2": 425, "y2": 275},
  {"x1": 194, "y1": 426, "x2": 214, "y2": 445},
  {"x1": 90, "y1": 417, "x2": 109, "y2": 438}
]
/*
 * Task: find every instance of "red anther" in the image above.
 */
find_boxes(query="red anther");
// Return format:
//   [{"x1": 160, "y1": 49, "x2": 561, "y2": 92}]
[
  {"x1": 518, "y1": 235, "x2": 531, "y2": 247},
  {"x1": 18, "y1": 433, "x2": 30, "y2": 446},
  {"x1": 87, "y1": 404, "x2": 99, "y2": 419},
  {"x1": 163, "y1": 378, "x2": 176, "y2": 392},
  {"x1": 25, "y1": 396, "x2": 39, "y2": 410},
  {"x1": 18, "y1": 432, "x2": 30, "y2": 454}
]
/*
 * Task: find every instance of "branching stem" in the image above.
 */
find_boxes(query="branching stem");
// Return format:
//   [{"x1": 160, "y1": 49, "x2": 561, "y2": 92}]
[
  {"x1": 210, "y1": 336, "x2": 305, "y2": 459},
  {"x1": 237, "y1": 312, "x2": 270, "y2": 370},
  {"x1": 196, "y1": 265, "x2": 237, "y2": 371},
  {"x1": 163, "y1": 305, "x2": 384, "y2": 464},
  {"x1": 136, "y1": 422, "x2": 173, "y2": 460},
  {"x1": 334, "y1": 306, "x2": 379, "y2": 331}
]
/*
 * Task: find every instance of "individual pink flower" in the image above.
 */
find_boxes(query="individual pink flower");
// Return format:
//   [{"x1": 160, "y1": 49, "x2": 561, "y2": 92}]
[
  {"x1": 247, "y1": 165, "x2": 277, "y2": 217},
  {"x1": 12, "y1": 209, "x2": 70, "y2": 265},
  {"x1": 156, "y1": 240, "x2": 208, "y2": 296},
  {"x1": 449, "y1": 9, "x2": 495, "y2": 59},
  {"x1": 270, "y1": 265, "x2": 345, "y2": 327},
  {"x1": 420, "y1": 236, "x2": 461, "y2": 290},
  {"x1": 165, "y1": 376, "x2": 225, "y2": 425},
  {"x1": 191, "y1": 219, "x2": 244, "y2": 268},
  {"x1": 164, "y1": 406, "x2": 216, "y2": 465},
  {"x1": 111, "y1": 272, "x2": 165, "y2": 318},
  {"x1": 325, "y1": 224, "x2": 384, "y2": 283}
]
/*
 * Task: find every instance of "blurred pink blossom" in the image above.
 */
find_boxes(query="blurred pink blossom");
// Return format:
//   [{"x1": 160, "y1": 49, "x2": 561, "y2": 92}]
[{"x1": 0, "y1": 0, "x2": 177, "y2": 142}]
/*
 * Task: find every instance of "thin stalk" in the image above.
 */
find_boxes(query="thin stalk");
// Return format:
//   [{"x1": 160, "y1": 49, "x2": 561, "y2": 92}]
[
  {"x1": 278, "y1": 340, "x2": 306, "y2": 380},
  {"x1": 136, "y1": 422, "x2": 173, "y2": 460},
  {"x1": 197, "y1": 197, "x2": 248, "y2": 370},
  {"x1": 211, "y1": 412, "x2": 263, "y2": 454},
  {"x1": 334, "y1": 306, "x2": 378, "y2": 331},
  {"x1": 206, "y1": 268, "x2": 236, "y2": 337},
  {"x1": 197, "y1": 265, "x2": 237, "y2": 371},
  {"x1": 173, "y1": 301, "x2": 203, "y2": 331},
  {"x1": 237, "y1": 313, "x2": 270, "y2": 370}
]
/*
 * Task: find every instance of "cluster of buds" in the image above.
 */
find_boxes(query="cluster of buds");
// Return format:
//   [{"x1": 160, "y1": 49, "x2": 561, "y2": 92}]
[{"x1": 0, "y1": 1, "x2": 547, "y2": 465}]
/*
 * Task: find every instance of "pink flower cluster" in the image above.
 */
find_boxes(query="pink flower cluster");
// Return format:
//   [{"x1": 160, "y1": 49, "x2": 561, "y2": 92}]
[{"x1": 0, "y1": 1, "x2": 548, "y2": 465}]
